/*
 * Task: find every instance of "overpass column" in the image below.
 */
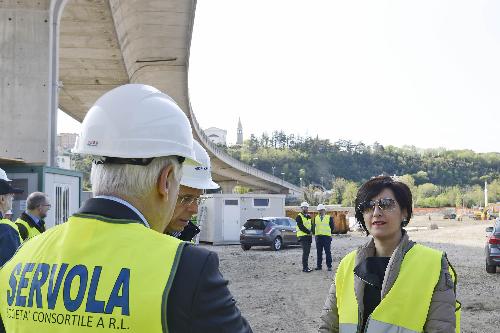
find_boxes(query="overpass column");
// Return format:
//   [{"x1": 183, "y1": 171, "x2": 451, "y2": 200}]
[
  {"x1": 218, "y1": 180, "x2": 238, "y2": 194},
  {"x1": 0, "y1": 1, "x2": 56, "y2": 165}
]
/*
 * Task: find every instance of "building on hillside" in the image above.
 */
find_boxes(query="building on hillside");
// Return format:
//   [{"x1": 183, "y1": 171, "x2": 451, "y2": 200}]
[
  {"x1": 56, "y1": 155, "x2": 73, "y2": 170},
  {"x1": 236, "y1": 117, "x2": 243, "y2": 145},
  {"x1": 204, "y1": 127, "x2": 227, "y2": 145},
  {"x1": 57, "y1": 133, "x2": 78, "y2": 154}
]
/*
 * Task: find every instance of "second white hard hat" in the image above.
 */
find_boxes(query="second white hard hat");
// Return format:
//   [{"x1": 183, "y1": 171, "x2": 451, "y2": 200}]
[
  {"x1": 181, "y1": 141, "x2": 219, "y2": 190},
  {"x1": 73, "y1": 84, "x2": 198, "y2": 164},
  {"x1": 0, "y1": 168, "x2": 11, "y2": 182},
  {"x1": 317, "y1": 204, "x2": 326, "y2": 211},
  {"x1": 300, "y1": 201, "x2": 309, "y2": 208}
]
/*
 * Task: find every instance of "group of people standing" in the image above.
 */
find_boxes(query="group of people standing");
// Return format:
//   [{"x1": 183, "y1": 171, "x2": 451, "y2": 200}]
[
  {"x1": 296, "y1": 202, "x2": 335, "y2": 272},
  {"x1": 0, "y1": 83, "x2": 460, "y2": 332}
]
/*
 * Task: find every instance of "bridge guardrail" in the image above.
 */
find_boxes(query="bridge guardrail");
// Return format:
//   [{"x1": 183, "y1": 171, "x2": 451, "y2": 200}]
[{"x1": 187, "y1": 103, "x2": 302, "y2": 194}]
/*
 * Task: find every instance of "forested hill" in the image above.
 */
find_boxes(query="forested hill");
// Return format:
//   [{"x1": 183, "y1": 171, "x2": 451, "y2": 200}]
[{"x1": 222, "y1": 131, "x2": 500, "y2": 188}]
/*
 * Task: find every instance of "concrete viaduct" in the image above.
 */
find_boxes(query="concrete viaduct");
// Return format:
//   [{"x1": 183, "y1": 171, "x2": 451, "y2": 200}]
[{"x1": 0, "y1": 0, "x2": 302, "y2": 195}]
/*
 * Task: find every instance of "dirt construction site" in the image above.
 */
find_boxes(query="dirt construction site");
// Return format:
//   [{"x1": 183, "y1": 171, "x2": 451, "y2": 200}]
[{"x1": 201, "y1": 216, "x2": 499, "y2": 333}]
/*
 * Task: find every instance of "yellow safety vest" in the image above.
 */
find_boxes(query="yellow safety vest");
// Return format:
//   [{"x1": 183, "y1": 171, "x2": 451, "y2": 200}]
[
  {"x1": 0, "y1": 218, "x2": 21, "y2": 243},
  {"x1": 296, "y1": 213, "x2": 312, "y2": 237},
  {"x1": 0, "y1": 214, "x2": 184, "y2": 333},
  {"x1": 15, "y1": 218, "x2": 42, "y2": 241},
  {"x1": 335, "y1": 244, "x2": 461, "y2": 333},
  {"x1": 314, "y1": 214, "x2": 332, "y2": 236}
]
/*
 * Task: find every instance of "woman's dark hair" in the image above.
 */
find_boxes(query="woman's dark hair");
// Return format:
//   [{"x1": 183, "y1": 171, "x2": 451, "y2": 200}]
[{"x1": 354, "y1": 176, "x2": 413, "y2": 234}]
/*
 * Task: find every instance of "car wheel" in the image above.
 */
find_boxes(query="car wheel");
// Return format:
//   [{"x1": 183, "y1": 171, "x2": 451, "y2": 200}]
[
  {"x1": 271, "y1": 237, "x2": 282, "y2": 251},
  {"x1": 486, "y1": 262, "x2": 497, "y2": 274},
  {"x1": 241, "y1": 244, "x2": 251, "y2": 251}
]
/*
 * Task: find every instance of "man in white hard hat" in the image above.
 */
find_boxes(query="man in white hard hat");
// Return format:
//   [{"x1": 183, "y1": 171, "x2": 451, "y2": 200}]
[
  {"x1": 314, "y1": 204, "x2": 335, "y2": 271},
  {"x1": 0, "y1": 179, "x2": 22, "y2": 266},
  {"x1": 3, "y1": 210, "x2": 12, "y2": 221},
  {"x1": 0, "y1": 84, "x2": 252, "y2": 333},
  {"x1": 0, "y1": 168, "x2": 11, "y2": 182},
  {"x1": 296, "y1": 201, "x2": 314, "y2": 272},
  {"x1": 166, "y1": 140, "x2": 219, "y2": 242}
]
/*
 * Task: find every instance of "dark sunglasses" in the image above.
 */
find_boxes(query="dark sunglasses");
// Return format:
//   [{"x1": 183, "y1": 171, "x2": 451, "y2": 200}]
[{"x1": 359, "y1": 198, "x2": 397, "y2": 214}]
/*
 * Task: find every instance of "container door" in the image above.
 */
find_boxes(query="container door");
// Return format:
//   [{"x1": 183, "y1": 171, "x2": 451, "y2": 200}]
[
  {"x1": 44, "y1": 173, "x2": 80, "y2": 228},
  {"x1": 223, "y1": 199, "x2": 240, "y2": 241}
]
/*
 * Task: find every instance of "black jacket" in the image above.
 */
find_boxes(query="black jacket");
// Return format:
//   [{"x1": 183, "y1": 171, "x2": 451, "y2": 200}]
[
  {"x1": 295, "y1": 212, "x2": 312, "y2": 236},
  {"x1": 0, "y1": 198, "x2": 252, "y2": 333},
  {"x1": 15, "y1": 211, "x2": 46, "y2": 241},
  {"x1": 0, "y1": 216, "x2": 20, "y2": 267}
]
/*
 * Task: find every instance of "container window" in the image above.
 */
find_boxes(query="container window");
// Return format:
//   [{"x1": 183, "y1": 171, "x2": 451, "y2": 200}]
[
  {"x1": 253, "y1": 198, "x2": 269, "y2": 207},
  {"x1": 224, "y1": 199, "x2": 239, "y2": 206}
]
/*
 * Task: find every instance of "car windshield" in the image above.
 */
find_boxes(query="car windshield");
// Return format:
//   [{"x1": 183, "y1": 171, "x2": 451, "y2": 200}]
[{"x1": 244, "y1": 219, "x2": 269, "y2": 230}]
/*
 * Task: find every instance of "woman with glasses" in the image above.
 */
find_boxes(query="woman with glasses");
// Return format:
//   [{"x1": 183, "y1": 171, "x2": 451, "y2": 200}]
[{"x1": 319, "y1": 176, "x2": 459, "y2": 333}]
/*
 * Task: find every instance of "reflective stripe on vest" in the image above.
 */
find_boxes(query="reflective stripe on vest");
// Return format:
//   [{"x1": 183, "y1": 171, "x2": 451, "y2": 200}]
[
  {"x1": 314, "y1": 214, "x2": 331, "y2": 236},
  {"x1": 0, "y1": 214, "x2": 184, "y2": 333},
  {"x1": 336, "y1": 244, "x2": 450, "y2": 333},
  {"x1": 15, "y1": 218, "x2": 42, "y2": 241},
  {"x1": 296, "y1": 213, "x2": 312, "y2": 237},
  {"x1": 0, "y1": 218, "x2": 21, "y2": 243}
]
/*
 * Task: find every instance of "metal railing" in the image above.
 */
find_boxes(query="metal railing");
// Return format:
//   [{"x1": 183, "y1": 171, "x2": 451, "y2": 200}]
[{"x1": 187, "y1": 105, "x2": 302, "y2": 194}]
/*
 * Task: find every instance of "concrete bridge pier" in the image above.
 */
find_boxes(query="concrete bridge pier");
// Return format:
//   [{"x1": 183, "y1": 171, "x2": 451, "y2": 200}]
[
  {"x1": 218, "y1": 180, "x2": 238, "y2": 194},
  {"x1": 0, "y1": 1, "x2": 60, "y2": 165}
]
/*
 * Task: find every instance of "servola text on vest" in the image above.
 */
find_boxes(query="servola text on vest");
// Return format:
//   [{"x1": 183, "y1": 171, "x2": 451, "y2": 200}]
[{"x1": 6, "y1": 262, "x2": 130, "y2": 329}]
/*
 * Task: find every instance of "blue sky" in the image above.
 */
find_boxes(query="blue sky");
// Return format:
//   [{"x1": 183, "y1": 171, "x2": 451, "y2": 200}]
[{"x1": 60, "y1": 0, "x2": 500, "y2": 153}]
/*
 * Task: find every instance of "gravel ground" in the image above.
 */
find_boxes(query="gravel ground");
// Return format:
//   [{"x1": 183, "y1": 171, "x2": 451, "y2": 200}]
[{"x1": 200, "y1": 216, "x2": 499, "y2": 333}]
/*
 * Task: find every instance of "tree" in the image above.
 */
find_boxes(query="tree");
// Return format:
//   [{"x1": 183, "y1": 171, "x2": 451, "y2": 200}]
[
  {"x1": 72, "y1": 154, "x2": 93, "y2": 190},
  {"x1": 342, "y1": 182, "x2": 358, "y2": 207}
]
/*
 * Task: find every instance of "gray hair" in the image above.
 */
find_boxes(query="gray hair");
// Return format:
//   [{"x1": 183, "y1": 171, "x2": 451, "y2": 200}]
[
  {"x1": 90, "y1": 156, "x2": 182, "y2": 198},
  {"x1": 27, "y1": 192, "x2": 49, "y2": 210}
]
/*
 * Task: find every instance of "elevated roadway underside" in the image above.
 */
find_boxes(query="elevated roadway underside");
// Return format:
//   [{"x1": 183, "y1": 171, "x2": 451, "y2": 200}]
[{"x1": 58, "y1": 0, "x2": 301, "y2": 194}]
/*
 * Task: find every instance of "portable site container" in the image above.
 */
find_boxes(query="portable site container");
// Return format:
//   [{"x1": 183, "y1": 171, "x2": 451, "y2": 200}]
[
  {"x1": 198, "y1": 193, "x2": 286, "y2": 245},
  {"x1": 0, "y1": 165, "x2": 82, "y2": 228}
]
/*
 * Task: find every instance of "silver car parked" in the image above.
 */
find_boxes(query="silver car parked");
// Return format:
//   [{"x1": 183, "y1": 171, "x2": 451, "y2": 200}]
[
  {"x1": 485, "y1": 218, "x2": 500, "y2": 273},
  {"x1": 240, "y1": 217, "x2": 299, "y2": 251}
]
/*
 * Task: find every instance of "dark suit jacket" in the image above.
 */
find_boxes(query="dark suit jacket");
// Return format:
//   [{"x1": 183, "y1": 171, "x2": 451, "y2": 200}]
[{"x1": 0, "y1": 220, "x2": 20, "y2": 267}]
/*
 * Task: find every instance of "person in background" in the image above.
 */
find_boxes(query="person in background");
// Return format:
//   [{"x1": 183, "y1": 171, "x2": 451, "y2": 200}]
[
  {"x1": 319, "y1": 176, "x2": 459, "y2": 333},
  {"x1": 166, "y1": 140, "x2": 220, "y2": 242},
  {"x1": 0, "y1": 168, "x2": 11, "y2": 182},
  {"x1": 3, "y1": 210, "x2": 12, "y2": 221},
  {"x1": 314, "y1": 204, "x2": 334, "y2": 271},
  {"x1": 0, "y1": 179, "x2": 22, "y2": 266},
  {"x1": 15, "y1": 191, "x2": 50, "y2": 241},
  {"x1": 296, "y1": 201, "x2": 313, "y2": 272}
]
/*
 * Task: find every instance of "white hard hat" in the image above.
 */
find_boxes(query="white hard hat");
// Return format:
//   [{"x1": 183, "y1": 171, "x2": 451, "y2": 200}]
[
  {"x1": 5, "y1": 210, "x2": 12, "y2": 215},
  {"x1": 181, "y1": 141, "x2": 219, "y2": 190},
  {"x1": 300, "y1": 201, "x2": 309, "y2": 208},
  {"x1": 317, "y1": 204, "x2": 326, "y2": 211},
  {"x1": 73, "y1": 84, "x2": 198, "y2": 164},
  {"x1": 0, "y1": 168, "x2": 11, "y2": 181}
]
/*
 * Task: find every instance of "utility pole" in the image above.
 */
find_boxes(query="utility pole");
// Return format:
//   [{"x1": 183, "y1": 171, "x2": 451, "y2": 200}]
[{"x1": 484, "y1": 181, "x2": 488, "y2": 208}]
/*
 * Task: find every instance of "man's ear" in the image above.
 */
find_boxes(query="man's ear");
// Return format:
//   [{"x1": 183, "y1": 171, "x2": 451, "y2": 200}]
[{"x1": 157, "y1": 165, "x2": 175, "y2": 197}]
